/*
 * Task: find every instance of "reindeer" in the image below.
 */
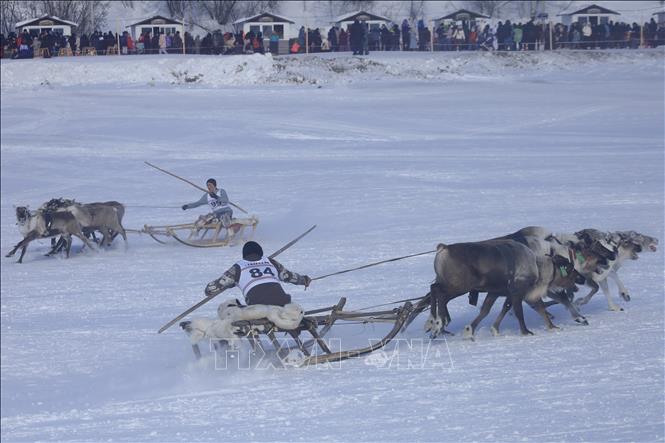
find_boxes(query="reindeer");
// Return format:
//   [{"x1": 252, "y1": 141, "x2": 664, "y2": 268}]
[
  {"x1": 574, "y1": 230, "x2": 658, "y2": 311},
  {"x1": 41, "y1": 199, "x2": 127, "y2": 251},
  {"x1": 86, "y1": 201, "x2": 126, "y2": 243},
  {"x1": 467, "y1": 253, "x2": 585, "y2": 338},
  {"x1": 6, "y1": 206, "x2": 97, "y2": 263},
  {"x1": 425, "y1": 239, "x2": 541, "y2": 338},
  {"x1": 418, "y1": 227, "x2": 608, "y2": 338}
]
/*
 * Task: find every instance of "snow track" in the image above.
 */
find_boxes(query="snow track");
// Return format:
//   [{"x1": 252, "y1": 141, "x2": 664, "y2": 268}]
[{"x1": 1, "y1": 51, "x2": 663, "y2": 441}]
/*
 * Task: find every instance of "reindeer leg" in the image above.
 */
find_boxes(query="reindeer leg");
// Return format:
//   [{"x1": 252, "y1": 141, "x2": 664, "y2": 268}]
[
  {"x1": 491, "y1": 298, "x2": 512, "y2": 336},
  {"x1": 6, "y1": 235, "x2": 35, "y2": 257},
  {"x1": 549, "y1": 290, "x2": 588, "y2": 325},
  {"x1": 608, "y1": 270, "x2": 630, "y2": 302},
  {"x1": 65, "y1": 235, "x2": 72, "y2": 258},
  {"x1": 425, "y1": 284, "x2": 442, "y2": 338},
  {"x1": 511, "y1": 295, "x2": 533, "y2": 336},
  {"x1": 465, "y1": 292, "x2": 499, "y2": 339},
  {"x1": 6, "y1": 242, "x2": 21, "y2": 257},
  {"x1": 76, "y1": 233, "x2": 97, "y2": 253},
  {"x1": 575, "y1": 279, "x2": 599, "y2": 307},
  {"x1": 104, "y1": 228, "x2": 114, "y2": 247},
  {"x1": 8, "y1": 231, "x2": 39, "y2": 263},
  {"x1": 531, "y1": 299, "x2": 559, "y2": 330},
  {"x1": 45, "y1": 236, "x2": 64, "y2": 256},
  {"x1": 599, "y1": 279, "x2": 623, "y2": 311},
  {"x1": 18, "y1": 245, "x2": 29, "y2": 263},
  {"x1": 118, "y1": 224, "x2": 128, "y2": 250}
]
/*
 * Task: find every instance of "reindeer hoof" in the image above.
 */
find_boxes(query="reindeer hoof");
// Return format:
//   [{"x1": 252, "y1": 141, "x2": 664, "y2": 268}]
[
  {"x1": 522, "y1": 329, "x2": 534, "y2": 336},
  {"x1": 547, "y1": 325, "x2": 561, "y2": 331},
  {"x1": 621, "y1": 292, "x2": 631, "y2": 302},
  {"x1": 424, "y1": 315, "x2": 443, "y2": 338},
  {"x1": 575, "y1": 317, "x2": 589, "y2": 325},
  {"x1": 463, "y1": 325, "x2": 474, "y2": 340},
  {"x1": 609, "y1": 306, "x2": 624, "y2": 312},
  {"x1": 490, "y1": 326, "x2": 500, "y2": 336}
]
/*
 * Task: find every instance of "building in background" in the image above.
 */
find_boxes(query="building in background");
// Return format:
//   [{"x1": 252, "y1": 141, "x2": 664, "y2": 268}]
[
  {"x1": 653, "y1": 10, "x2": 665, "y2": 26},
  {"x1": 126, "y1": 15, "x2": 184, "y2": 40},
  {"x1": 233, "y1": 12, "x2": 296, "y2": 40},
  {"x1": 15, "y1": 14, "x2": 77, "y2": 36},
  {"x1": 433, "y1": 9, "x2": 490, "y2": 29},
  {"x1": 557, "y1": 4, "x2": 621, "y2": 26},
  {"x1": 334, "y1": 10, "x2": 393, "y2": 32}
]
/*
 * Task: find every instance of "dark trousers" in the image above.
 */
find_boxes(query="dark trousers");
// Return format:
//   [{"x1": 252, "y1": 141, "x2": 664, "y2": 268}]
[{"x1": 246, "y1": 283, "x2": 292, "y2": 306}]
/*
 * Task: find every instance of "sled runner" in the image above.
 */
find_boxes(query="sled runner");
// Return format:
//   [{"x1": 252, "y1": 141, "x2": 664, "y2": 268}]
[
  {"x1": 140, "y1": 215, "x2": 259, "y2": 247},
  {"x1": 180, "y1": 297, "x2": 415, "y2": 367}
]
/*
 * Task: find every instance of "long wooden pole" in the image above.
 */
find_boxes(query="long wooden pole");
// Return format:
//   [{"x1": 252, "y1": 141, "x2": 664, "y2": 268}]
[
  {"x1": 144, "y1": 161, "x2": 249, "y2": 214},
  {"x1": 312, "y1": 249, "x2": 436, "y2": 281},
  {"x1": 157, "y1": 224, "x2": 317, "y2": 333}
]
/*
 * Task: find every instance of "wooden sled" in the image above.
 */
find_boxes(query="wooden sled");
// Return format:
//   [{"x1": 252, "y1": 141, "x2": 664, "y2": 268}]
[
  {"x1": 140, "y1": 215, "x2": 259, "y2": 247},
  {"x1": 184, "y1": 297, "x2": 415, "y2": 367}
]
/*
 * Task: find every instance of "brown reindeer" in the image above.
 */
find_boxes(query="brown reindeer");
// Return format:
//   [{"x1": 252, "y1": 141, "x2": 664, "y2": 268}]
[{"x1": 6, "y1": 207, "x2": 96, "y2": 263}]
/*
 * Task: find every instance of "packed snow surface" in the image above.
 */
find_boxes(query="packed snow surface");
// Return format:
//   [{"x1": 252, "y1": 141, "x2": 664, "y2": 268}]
[{"x1": 1, "y1": 50, "x2": 664, "y2": 442}]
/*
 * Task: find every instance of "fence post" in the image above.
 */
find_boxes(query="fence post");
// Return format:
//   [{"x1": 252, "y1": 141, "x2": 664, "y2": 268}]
[
  {"x1": 549, "y1": 21, "x2": 553, "y2": 50},
  {"x1": 430, "y1": 20, "x2": 434, "y2": 52},
  {"x1": 640, "y1": 24, "x2": 644, "y2": 48},
  {"x1": 116, "y1": 18, "x2": 120, "y2": 55}
]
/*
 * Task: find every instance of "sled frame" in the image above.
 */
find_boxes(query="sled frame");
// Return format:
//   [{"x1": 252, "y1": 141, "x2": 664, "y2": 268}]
[
  {"x1": 139, "y1": 216, "x2": 259, "y2": 247},
  {"x1": 229, "y1": 297, "x2": 415, "y2": 367}
]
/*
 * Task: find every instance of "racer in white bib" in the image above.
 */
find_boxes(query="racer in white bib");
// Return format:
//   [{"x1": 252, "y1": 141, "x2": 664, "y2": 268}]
[
  {"x1": 205, "y1": 241, "x2": 311, "y2": 306},
  {"x1": 181, "y1": 178, "x2": 233, "y2": 227}
]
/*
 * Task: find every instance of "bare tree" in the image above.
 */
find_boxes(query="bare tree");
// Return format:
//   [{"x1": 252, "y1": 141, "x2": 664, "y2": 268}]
[
  {"x1": 514, "y1": 0, "x2": 546, "y2": 19},
  {"x1": 237, "y1": 1, "x2": 281, "y2": 16},
  {"x1": 344, "y1": 0, "x2": 375, "y2": 10},
  {"x1": 1, "y1": 0, "x2": 27, "y2": 34},
  {"x1": 465, "y1": 0, "x2": 503, "y2": 18},
  {"x1": 198, "y1": 0, "x2": 280, "y2": 25},
  {"x1": 1, "y1": 1, "x2": 109, "y2": 36},
  {"x1": 407, "y1": 0, "x2": 425, "y2": 20},
  {"x1": 165, "y1": 0, "x2": 191, "y2": 19}
]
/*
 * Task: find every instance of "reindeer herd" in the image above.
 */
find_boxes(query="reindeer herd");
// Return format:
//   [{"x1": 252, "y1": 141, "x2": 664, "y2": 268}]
[
  {"x1": 418, "y1": 226, "x2": 659, "y2": 339},
  {"x1": 6, "y1": 198, "x2": 127, "y2": 263},
  {"x1": 4, "y1": 201, "x2": 660, "y2": 339}
]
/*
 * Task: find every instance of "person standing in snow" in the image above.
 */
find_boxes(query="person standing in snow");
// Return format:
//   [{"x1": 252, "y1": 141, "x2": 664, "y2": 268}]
[
  {"x1": 159, "y1": 31, "x2": 168, "y2": 54},
  {"x1": 182, "y1": 178, "x2": 234, "y2": 227},
  {"x1": 402, "y1": 19, "x2": 410, "y2": 50},
  {"x1": 204, "y1": 241, "x2": 312, "y2": 306}
]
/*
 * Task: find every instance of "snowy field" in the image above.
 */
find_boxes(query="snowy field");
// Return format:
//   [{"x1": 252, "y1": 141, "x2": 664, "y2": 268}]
[{"x1": 1, "y1": 51, "x2": 664, "y2": 442}]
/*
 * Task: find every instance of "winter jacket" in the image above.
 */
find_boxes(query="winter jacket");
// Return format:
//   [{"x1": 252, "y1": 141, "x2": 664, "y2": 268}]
[
  {"x1": 513, "y1": 27, "x2": 523, "y2": 43},
  {"x1": 205, "y1": 255, "x2": 309, "y2": 306},
  {"x1": 183, "y1": 189, "x2": 230, "y2": 214}
]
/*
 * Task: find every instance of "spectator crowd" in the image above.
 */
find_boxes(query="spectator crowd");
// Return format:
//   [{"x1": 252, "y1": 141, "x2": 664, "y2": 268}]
[{"x1": 2, "y1": 16, "x2": 663, "y2": 59}]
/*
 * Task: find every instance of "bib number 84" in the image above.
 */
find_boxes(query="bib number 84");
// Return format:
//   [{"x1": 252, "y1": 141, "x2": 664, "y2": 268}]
[{"x1": 249, "y1": 267, "x2": 275, "y2": 278}]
